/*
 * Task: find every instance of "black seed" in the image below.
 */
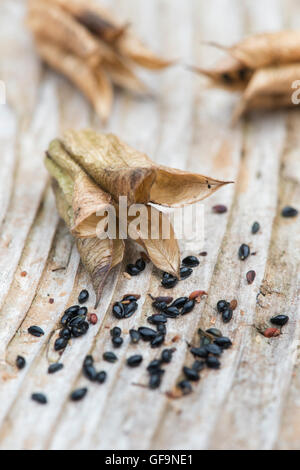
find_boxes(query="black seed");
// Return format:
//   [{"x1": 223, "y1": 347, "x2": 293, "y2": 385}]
[
  {"x1": 206, "y1": 328, "x2": 222, "y2": 338},
  {"x1": 70, "y1": 388, "x2": 87, "y2": 401},
  {"x1": 180, "y1": 267, "x2": 193, "y2": 279},
  {"x1": 127, "y1": 355, "x2": 143, "y2": 367},
  {"x1": 83, "y1": 364, "x2": 97, "y2": 382},
  {"x1": 238, "y1": 243, "x2": 250, "y2": 261},
  {"x1": 206, "y1": 344, "x2": 222, "y2": 356},
  {"x1": 126, "y1": 264, "x2": 140, "y2": 276},
  {"x1": 28, "y1": 326, "x2": 44, "y2": 337},
  {"x1": 31, "y1": 393, "x2": 47, "y2": 405},
  {"x1": 181, "y1": 299, "x2": 195, "y2": 315},
  {"x1": 78, "y1": 307, "x2": 88, "y2": 316},
  {"x1": 112, "y1": 336, "x2": 123, "y2": 348},
  {"x1": 206, "y1": 356, "x2": 221, "y2": 369},
  {"x1": 103, "y1": 351, "x2": 117, "y2": 363},
  {"x1": 129, "y1": 329, "x2": 141, "y2": 344},
  {"x1": 96, "y1": 371, "x2": 107, "y2": 384},
  {"x1": 246, "y1": 270, "x2": 256, "y2": 284},
  {"x1": 124, "y1": 301, "x2": 138, "y2": 318},
  {"x1": 156, "y1": 323, "x2": 167, "y2": 335},
  {"x1": 217, "y1": 300, "x2": 229, "y2": 313},
  {"x1": 48, "y1": 363, "x2": 64, "y2": 374},
  {"x1": 161, "y1": 276, "x2": 178, "y2": 289},
  {"x1": 281, "y1": 206, "x2": 298, "y2": 218},
  {"x1": 64, "y1": 305, "x2": 80, "y2": 315},
  {"x1": 110, "y1": 326, "x2": 122, "y2": 337},
  {"x1": 112, "y1": 302, "x2": 125, "y2": 319},
  {"x1": 171, "y1": 297, "x2": 188, "y2": 309},
  {"x1": 164, "y1": 306, "x2": 180, "y2": 318},
  {"x1": 147, "y1": 359, "x2": 162, "y2": 373},
  {"x1": 222, "y1": 308, "x2": 233, "y2": 323},
  {"x1": 192, "y1": 360, "x2": 205, "y2": 372},
  {"x1": 270, "y1": 315, "x2": 289, "y2": 326},
  {"x1": 183, "y1": 366, "x2": 199, "y2": 381},
  {"x1": 61, "y1": 313, "x2": 71, "y2": 326},
  {"x1": 54, "y1": 337, "x2": 68, "y2": 351},
  {"x1": 122, "y1": 295, "x2": 139, "y2": 302},
  {"x1": 190, "y1": 347, "x2": 208, "y2": 358},
  {"x1": 69, "y1": 315, "x2": 86, "y2": 327},
  {"x1": 149, "y1": 373, "x2": 162, "y2": 389},
  {"x1": 182, "y1": 256, "x2": 200, "y2": 267},
  {"x1": 59, "y1": 327, "x2": 72, "y2": 340},
  {"x1": 71, "y1": 322, "x2": 89, "y2": 337},
  {"x1": 214, "y1": 337, "x2": 232, "y2": 350},
  {"x1": 151, "y1": 334, "x2": 165, "y2": 348},
  {"x1": 152, "y1": 300, "x2": 168, "y2": 311},
  {"x1": 16, "y1": 355, "x2": 26, "y2": 370},
  {"x1": 178, "y1": 380, "x2": 192, "y2": 395},
  {"x1": 78, "y1": 289, "x2": 89, "y2": 304},
  {"x1": 138, "y1": 327, "x2": 157, "y2": 341},
  {"x1": 161, "y1": 349, "x2": 174, "y2": 364},
  {"x1": 135, "y1": 258, "x2": 146, "y2": 272},
  {"x1": 251, "y1": 221, "x2": 260, "y2": 234},
  {"x1": 83, "y1": 355, "x2": 94, "y2": 367},
  {"x1": 147, "y1": 314, "x2": 167, "y2": 325}
]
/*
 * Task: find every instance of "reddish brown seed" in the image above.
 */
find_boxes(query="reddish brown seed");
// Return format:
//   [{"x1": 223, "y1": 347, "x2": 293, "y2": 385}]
[
  {"x1": 89, "y1": 313, "x2": 98, "y2": 325},
  {"x1": 49, "y1": 298, "x2": 54, "y2": 304},
  {"x1": 149, "y1": 295, "x2": 173, "y2": 304},
  {"x1": 263, "y1": 328, "x2": 281, "y2": 338},
  {"x1": 171, "y1": 335, "x2": 181, "y2": 343},
  {"x1": 212, "y1": 204, "x2": 227, "y2": 214},
  {"x1": 230, "y1": 299, "x2": 238, "y2": 311},
  {"x1": 246, "y1": 270, "x2": 256, "y2": 284},
  {"x1": 189, "y1": 290, "x2": 208, "y2": 301},
  {"x1": 20, "y1": 271, "x2": 27, "y2": 277},
  {"x1": 199, "y1": 252, "x2": 207, "y2": 256}
]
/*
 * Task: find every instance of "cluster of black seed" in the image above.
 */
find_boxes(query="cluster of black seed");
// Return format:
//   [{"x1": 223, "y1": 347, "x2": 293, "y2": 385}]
[{"x1": 161, "y1": 256, "x2": 200, "y2": 289}]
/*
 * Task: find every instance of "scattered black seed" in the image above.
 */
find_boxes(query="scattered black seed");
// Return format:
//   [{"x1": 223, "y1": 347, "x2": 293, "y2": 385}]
[
  {"x1": 251, "y1": 221, "x2": 260, "y2": 234},
  {"x1": 16, "y1": 355, "x2": 26, "y2": 370},
  {"x1": 103, "y1": 351, "x2": 118, "y2": 363},
  {"x1": 124, "y1": 301, "x2": 138, "y2": 318},
  {"x1": 164, "y1": 306, "x2": 180, "y2": 318},
  {"x1": 181, "y1": 299, "x2": 195, "y2": 315},
  {"x1": 149, "y1": 373, "x2": 162, "y2": 389},
  {"x1": 112, "y1": 336, "x2": 123, "y2": 348},
  {"x1": 183, "y1": 366, "x2": 199, "y2": 381},
  {"x1": 64, "y1": 305, "x2": 80, "y2": 316},
  {"x1": 126, "y1": 264, "x2": 141, "y2": 276},
  {"x1": 138, "y1": 327, "x2": 157, "y2": 341},
  {"x1": 83, "y1": 364, "x2": 97, "y2": 381},
  {"x1": 127, "y1": 355, "x2": 143, "y2": 367},
  {"x1": 112, "y1": 302, "x2": 125, "y2": 319},
  {"x1": 214, "y1": 337, "x2": 232, "y2": 350},
  {"x1": 206, "y1": 344, "x2": 222, "y2": 356},
  {"x1": 178, "y1": 380, "x2": 192, "y2": 395},
  {"x1": 180, "y1": 266, "x2": 193, "y2": 279},
  {"x1": 135, "y1": 258, "x2": 146, "y2": 272},
  {"x1": 78, "y1": 289, "x2": 89, "y2": 304},
  {"x1": 171, "y1": 297, "x2": 188, "y2": 309},
  {"x1": 71, "y1": 322, "x2": 89, "y2": 337},
  {"x1": 217, "y1": 300, "x2": 229, "y2": 313},
  {"x1": 206, "y1": 328, "x2": 222, "y2": 338},
  {"x1": 28, "y1": 326, "x2": 44, "y2": 337},
  {"x1": 161, "y1": 349, "x2": 174, "y2": 364},
  {"x1": 83, "y1": 355, "x2": 94, "y2": 367},
  {"x1": 270, "y1": 315, "x2": 289, "y2": 326},
  {"x1": 156, "y1": 323, "x2": 167, "y2": 335},
  {"x1": 48, "y1": 363, "x2": 64, "y2": 374},
  {"x1": 61, "y1": 313, "x2": 72, "y2": 326},
  {"x1": 190, "y1": 347, "x2": 208, "y2": 358},
  {"x1": 78, "y1": 307, "x2": 88, "y2": 316},
  {"x1": 110, "y1": 326, "x2": 122, "y2": 337},
  {"x1": 238, "y1": 244, "x2": 250, "y2": 261},
  {"x1": 222, "y1": 308, "x2": 233, "y2": 323},
  {"x1": 147, "y1": 314, "x2": 167, "y2": 325},
  {"x1": 147, "y1": 359, "x2": 162, "y2": 373},
  {"x1": 54, "y1": 337, "x2": 68, "y2": 351},
  {"x1": 129, "y1": 329, "x2": 141, "y2": 344},
  {"x1": 31, "y1": 393, "x2": 47, "y2": 405},
  {"x1": 70, "y1": 388, "x2": 88, "y2": 401},
  {"x1": 59, "y1": 327, "x2": 72, "y2": 340},
  {"x1": 69, "y1": 315, "x2": 86, "y2": 327},
  {"x1": 182, "y1": 256, "x2": 200, "y2": 267},
  {"x1": 281, "y1": 206, "x2": 298, "y2": 218},
  {"x1": 152, "y1": 300, "x2": 168, "y2": 311},
  {"x1": 151, "y1": 334, "x2": 165, "y2": 348},
  {"x1": 246, "y1": 270, "x2": 256, "y2": 284},
  {"x1": 206, "y1": 356, "x2": 221, "y2": 369},
  {"x1": 192, "y1": 360, "x2": 205, "y2": 372},
  {"x1": 96, "y1": 371, "x2": 107, "y2": 384},
  {"x1": 161, "y1": 276, "x2": 178, "y2": 289}
]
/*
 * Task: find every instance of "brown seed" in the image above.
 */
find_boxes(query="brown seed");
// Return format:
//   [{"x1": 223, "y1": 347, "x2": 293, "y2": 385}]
[
  {"x1": 88, "y1": 313, "x2": 98, "y2": 325},
  {"x1": 20, "y1": 271, "x2": 27, "y2": 277},
  {"x1": 199, "y1": 252, "x2": 207, "y2": 256},
  {"x1": 230, "y1": 299, "x2": 238, "y2": 311},
  {"x1": 171, "y1": 335, "x2": 181, "y2": 343},
  {"x1": 263, "y1": 327, "x2": 281, "y2": 338},
  {"x1": 189, "y1": 290, "x2": 208, "y2": 300},
  {"x1": 246, "y1": 270, "x2": 256, "y2": 284},
  {"x1": 212, "y1": 204, "x2": 227, "y2": 214},
  {"x1": 49, "y1": 298, "x2": 54, "y2": 304}
]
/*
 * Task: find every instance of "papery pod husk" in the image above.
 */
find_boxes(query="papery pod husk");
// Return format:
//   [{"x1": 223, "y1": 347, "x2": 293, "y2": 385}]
[{"x1": 61, "y1": 129, "x2": 231, "y2": 207}]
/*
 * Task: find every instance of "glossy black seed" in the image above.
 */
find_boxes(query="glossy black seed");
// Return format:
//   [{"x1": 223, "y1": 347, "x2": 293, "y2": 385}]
[
  {"x1": 161, "y1": 276, "x2": 178, "y2": 289},
  {"x1": 127, "y1": 355, "x2": 143, "y2": 367},
  {"x1": 69, "y1": 315, "x2": 86, "y2": 327},
  {"x1": 112, "y1": 302, "x2": 125, "y2": 319},
  {"x1": 61, "y1": 313, "x2": 71, "y2": 326},
  {"x1": 190, "y1": 347, "x2": 208, "y2": 358},
  {"x1": 64, "y1": 305, "x2": 80, "y2": 315},
  {"x1": 183, "y1": 366, "x2": 199, "y2": 381},
  {"x1": 103, "y1": 351, "x2": 117, "y2": 363},
  {"x1": 147, "y1": 359, "x2": 162, "y2": 373},
  {"x1": 181, "y1": 299, "x2": 195, "y2": 315},
  {"x1": 31, "y1": 393, "x2": 47, "y2": 405},
  {"x1": 59, "y1": 327, "x2": 72, "y2": 340},
  {"x1": 16, "y1": 355, "x2": 26, "y2": 370},
  {"x1": 48, "y1": 363, "x2": 64, "y2": 374},
  {"x1": 135, "y1": 258, "x2": 146, "y2": 272},
  {"x1": 122, "y1": 295, "x2": 139, "y2": 302},
  {"x1": 112, "y1": 336, "x2": 123, "y2": 348},
  {"x1": 206, "y1": 356, "x2": 221, "y2": 369},
  {"x1": 124, "y1": 301, "x2": 138, "y2": 318},
  {"x1": 270, "y1": 315, "x2": 289, "y2": 326},
  {"x1": 206, "y1": 328, "x2": 222, "y2": 338},
  {"x1": 28, "y1": 326, "x2": 44, "y2": 337},
  {"x1": 180, "y1": 267, "x2": 193, "y2": 279},
  {"x1": 214, "y1": 337, "x2": 232, "y2": 350},
  {"x1": 129, "y1": 329, "x2": 141, "y2": 344},
  {"x1": 161, "y1": 349, "x2": 174, "y2": 364},
  {"x1": 71, "y1": 322, "x2": 89, "y2": 337},
  {"x1": 149, "y1": 373, "x2": 162, "y2": 389},
  {"x1": 83, "y1": 364, "x2": 97, "y2": 382},
  {"x1": 238, "y1": 243, "x2": 250, "y2": 261},
  {"x1": 281, "y1": 206, "x2": 298, "y2": 218},
  {"x1": 83, "y1": 355, "x2": 94, "y2": 367},
  {"x1": 217, "y1": 300, "x2": 229, "y2": 313},
  {"x1": 138, "y1": 327, "x2": 157, "y2": 341},
  {"x1": 199, "y1": 334, "x2": 212, "y2": 347},
  {"x1": 78, "y1": 289, "x2": 89, "y2": 304},
  {"x1": 222, "y1": 308, "x2": 233, "y2": 323},
  {"x1": 164, "y1": 306, "x2": 180, "y2": 318},
  {"x1": 147, "y1": 314, "x2": 167, "y2": 325},
  {"x1": 54, "y1": 337, "x2": 68, "y2": 351},
  {"x1": 163, "y1": 272, "x2": 173, "y2": 279},
  {"x1": 70, "y1": 388, "x2": 87, "y2": 401},
  {"x1": 126, "y1": 264, "x2": 140, "y2": 276},
  {"x1": 78, "y1": 307, "x2": 88, "y2": 316},
  {"x1": 151, "y1": 334, "x2": 165, "y2": 348},
  {"x1": 152, "y1": 301, "x2": 168, "y2": 311},
  {"x1": 251, "y1": 221, "x2": 260, "y2": 234},
  {"x1": 206, "y1": 344, "x2": 222, "y2": 356},
  {"x1": 96, "y1": 371, "x2": 107, "y2": 384},
  {"x1": 192, "y1": 360, "x2": 205, "y2": 372},
  {"x1": 182, "y1": 256, "x2": 200, "y2": 267},
  {"x1": 178, "y1": 380, "x2": 192, "y2": 395},
  {"x1": 156, "y1": 323, "x2": 167, "y2": 335},
  {"x1": 110, "y1": 326, "x2": 122, "y2": 337},
  {"x1": 171, "y1": 297, "x2": 188, "y2": 309}
]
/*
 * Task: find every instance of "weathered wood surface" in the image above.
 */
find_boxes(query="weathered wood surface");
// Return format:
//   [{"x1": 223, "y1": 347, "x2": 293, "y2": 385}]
[{"x1": 0, "y1": 0, "x2": 299, "y2": 450}]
